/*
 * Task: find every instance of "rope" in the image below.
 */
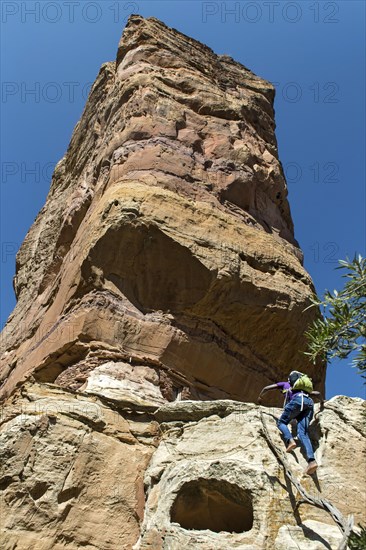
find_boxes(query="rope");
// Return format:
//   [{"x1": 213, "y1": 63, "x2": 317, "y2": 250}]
[{"x1": 259, "y1": 409, "x2": 354, "y2": 550}]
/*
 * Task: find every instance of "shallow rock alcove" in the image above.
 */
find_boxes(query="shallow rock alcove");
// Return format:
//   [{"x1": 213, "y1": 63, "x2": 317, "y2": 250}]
[{"x1": 170, "y1": 478, "x2": 253, "y2": 533}]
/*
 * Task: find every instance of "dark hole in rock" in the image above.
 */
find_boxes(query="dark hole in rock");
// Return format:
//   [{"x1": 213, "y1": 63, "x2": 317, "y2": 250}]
[
  {"x1": 30, "y1": 481, "x2": 49, "y2": 500},
  {"x1": 57, "y1": 486, "x2": 82, "y2": 504},
  {"x1": 0, "y1": 476, "x2": 15, "y2": 491},
  {"x1": 171, "y1": 478, "x2": 253, "y2": 533}
]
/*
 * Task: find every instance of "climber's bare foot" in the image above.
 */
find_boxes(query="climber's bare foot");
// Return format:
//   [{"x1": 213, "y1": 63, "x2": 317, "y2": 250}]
[
  {"x1": 286, "y1": 439, "x2": 297, "y2": 452},
  {"x1": 305, "y1": 460, "x2": 318, "y2": 475}
]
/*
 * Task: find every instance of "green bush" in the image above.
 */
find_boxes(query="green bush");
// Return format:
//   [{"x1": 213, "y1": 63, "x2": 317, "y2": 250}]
[
  {"x1": 305, "y1": 255, "x2": 366, "y2": 381},
  {"x1": 348, "y1": 524, "x2": 366, "y2": 549}
]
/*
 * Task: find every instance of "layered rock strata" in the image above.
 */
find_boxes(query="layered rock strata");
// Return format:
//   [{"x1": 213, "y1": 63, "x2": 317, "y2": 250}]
[
  {"x1": 1, "y1": 385, "x2": 364, "y2": 549},
  {"x1": 0, "y1": 15, "x2": 324, "y2": 404},
  {"x1": 0, "y1": 16, "x2": 363, "y2": 550}
]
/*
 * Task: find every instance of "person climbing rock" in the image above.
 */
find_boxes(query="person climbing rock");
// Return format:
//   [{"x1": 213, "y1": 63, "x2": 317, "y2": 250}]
[{"x1": 257, "y1": 371, "x2": 325, "y2": 476}]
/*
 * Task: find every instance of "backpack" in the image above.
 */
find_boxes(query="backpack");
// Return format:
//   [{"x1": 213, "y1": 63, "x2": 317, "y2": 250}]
[{"x1": 289, "y1": 371, "x2": 313, "y2": 393}]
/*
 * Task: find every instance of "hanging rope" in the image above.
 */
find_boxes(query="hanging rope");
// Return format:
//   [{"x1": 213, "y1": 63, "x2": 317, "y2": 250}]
[{"x1": 259, "y1": 409, "x2": 354, "y2": 550}]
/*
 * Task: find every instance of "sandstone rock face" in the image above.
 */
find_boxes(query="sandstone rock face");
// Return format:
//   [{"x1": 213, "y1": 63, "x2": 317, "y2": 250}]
[
  {"x1": 0, "y1": 15, "x2": 324, "y2": 404},
  {"x1": 0, "y1": 383, "x2": 158, "y2": 549},
  {"x1": 1, "y1": 385, "x2": 365, "y2": 549},
  {"x1": 1, "y1": 15, "x2": 348, "y2": 550},
  {"x1": 139, "y1": 395, "x2": 366, "y2": 549}
]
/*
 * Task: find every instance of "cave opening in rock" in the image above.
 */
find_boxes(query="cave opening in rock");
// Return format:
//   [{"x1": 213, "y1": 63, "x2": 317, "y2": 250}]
[{"x1": 170, "y1": 478, "x2": 253, "y2": 533}]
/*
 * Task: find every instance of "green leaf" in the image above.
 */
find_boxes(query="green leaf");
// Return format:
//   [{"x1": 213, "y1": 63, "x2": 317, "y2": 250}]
[{"x1": 304, "y1": 255, "x2": 366, "y2": 381}]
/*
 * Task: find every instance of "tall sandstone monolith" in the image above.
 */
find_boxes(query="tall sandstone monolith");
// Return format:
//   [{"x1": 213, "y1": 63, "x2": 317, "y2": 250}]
[
  {"x1": 3, "y1": 16, "x2": 364, "y2": 550},
  {"x1": 0, "y1": 15, "x2": 324, "y2": 404}
]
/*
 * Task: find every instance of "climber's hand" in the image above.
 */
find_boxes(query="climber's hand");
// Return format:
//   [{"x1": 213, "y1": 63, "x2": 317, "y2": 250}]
[{"x1": 258, "y1": 395, "x2": 263, "y2": 405}]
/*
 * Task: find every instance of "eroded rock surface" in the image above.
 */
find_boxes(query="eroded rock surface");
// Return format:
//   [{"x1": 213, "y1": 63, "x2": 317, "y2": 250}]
[
  {"x1": 1, "y1": 15, "x2": 348, "y2": 550},
  {"x1": 137, "y1": 395, "x2": 366, "y2": 549},
  {"x1": 0, "y1": 383, "x2": 158, "y2": 550},
  {"x1": 1, "y1": 385, "x2": 365, "y2": 549},
  {"x1": 0, "y1": 15, "x2": 324, "y2": 404}
]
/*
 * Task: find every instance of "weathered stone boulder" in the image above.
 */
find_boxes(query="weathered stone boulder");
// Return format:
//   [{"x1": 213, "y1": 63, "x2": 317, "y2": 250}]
[
  {"x1": 138, "y1": 395, "x2": 366, "y2": 549},
  {"x1": 0, "y1": 383, "x2": 158, "y2": 549},
  {"x1": 0, "y1": 15, "x2": 324, "y2": 405},
  {"x1": 1, "y1": 384, "x2": 364, "y2": 549}
]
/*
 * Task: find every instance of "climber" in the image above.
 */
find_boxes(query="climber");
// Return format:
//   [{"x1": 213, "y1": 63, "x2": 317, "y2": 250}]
[{"x1": 257, "y1": 371, "x2": 325, "y2": 476}]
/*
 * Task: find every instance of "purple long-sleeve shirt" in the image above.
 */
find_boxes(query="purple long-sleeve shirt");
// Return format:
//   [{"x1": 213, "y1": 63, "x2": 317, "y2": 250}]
[{"x1": 276, "y1": 381, "x2": 296, "y2": 404}]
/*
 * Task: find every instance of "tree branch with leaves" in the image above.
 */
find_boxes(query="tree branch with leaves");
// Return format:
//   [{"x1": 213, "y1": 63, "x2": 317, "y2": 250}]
[{"x1": 304, "y1": 255, "x2": 366, "y2": 381}]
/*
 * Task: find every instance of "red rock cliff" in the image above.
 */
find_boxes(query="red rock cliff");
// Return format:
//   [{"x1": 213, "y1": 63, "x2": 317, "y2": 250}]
[{"x1": 0, "y1": 15, "x2": 325, "y2": 404}]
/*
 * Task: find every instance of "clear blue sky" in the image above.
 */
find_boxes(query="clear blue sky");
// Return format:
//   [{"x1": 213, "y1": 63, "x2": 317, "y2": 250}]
[{"x1": 1, "y1": 1, "x2": 365, "y2": 399}]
